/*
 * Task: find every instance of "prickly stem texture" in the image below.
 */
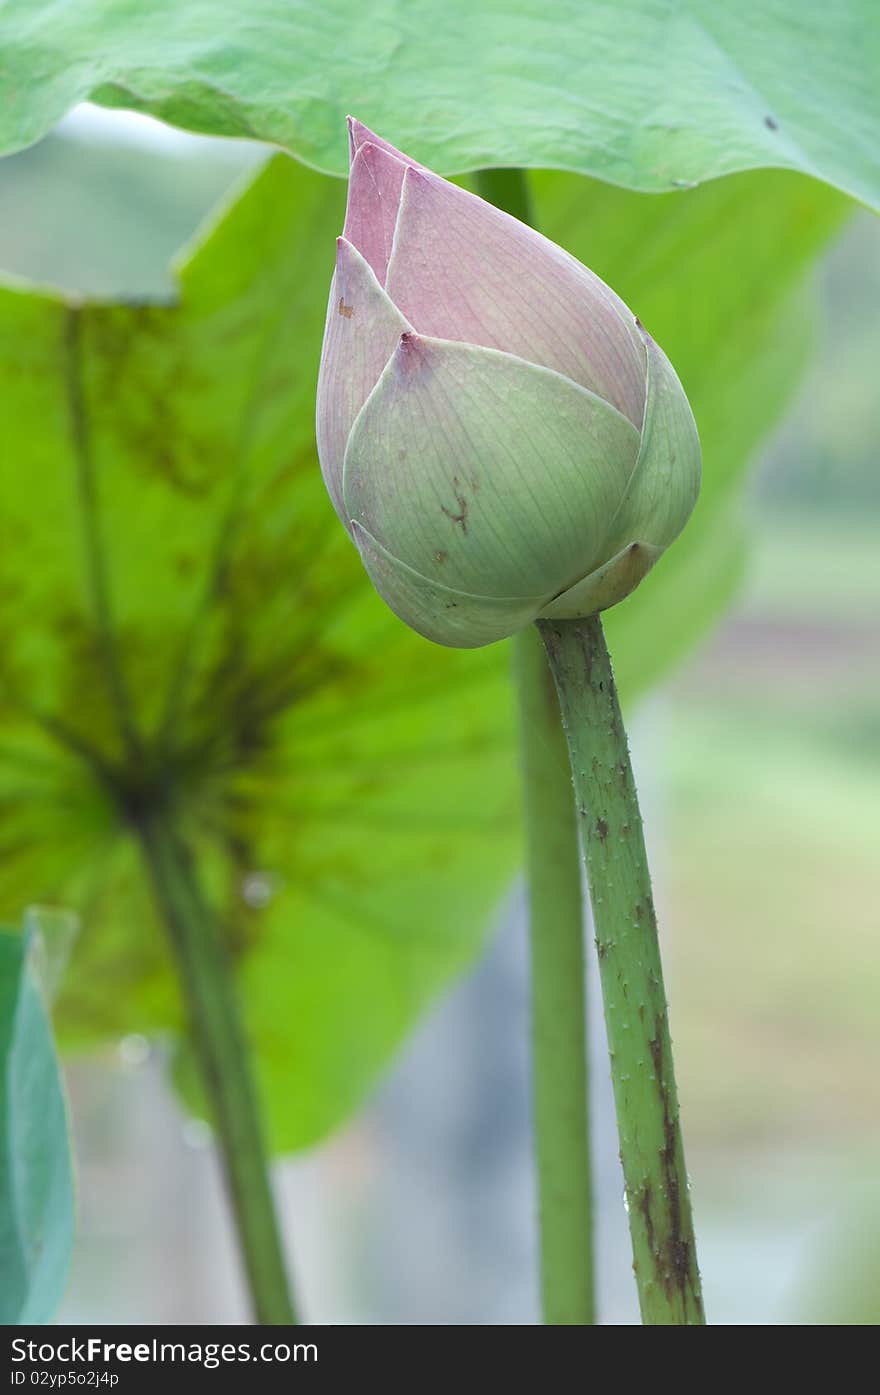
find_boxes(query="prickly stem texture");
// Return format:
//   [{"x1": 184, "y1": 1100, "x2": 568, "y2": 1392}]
[{"x1": 538, "y1": 615, "x2": 705, "y2": 1325}]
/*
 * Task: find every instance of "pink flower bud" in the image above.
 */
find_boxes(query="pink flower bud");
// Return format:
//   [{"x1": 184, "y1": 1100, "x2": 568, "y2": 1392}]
[{"x1": 316, "y1": 120, "x2": 700, "y2": 648}]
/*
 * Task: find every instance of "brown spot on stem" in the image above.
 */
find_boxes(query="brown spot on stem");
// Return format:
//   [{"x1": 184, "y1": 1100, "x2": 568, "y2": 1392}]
[
  {"x1": 644, "y1": 1014, "x2": 704, "y2": 1318},
  {"x1": 596, "y1": 817, "x2": 609, "y2": 841},
  {"x1": 638, "y1": 1182, "x2": 656, "y2": 1259},
  {"x1": 338, "y1": 297, "x2": 354, "y2": 319}
]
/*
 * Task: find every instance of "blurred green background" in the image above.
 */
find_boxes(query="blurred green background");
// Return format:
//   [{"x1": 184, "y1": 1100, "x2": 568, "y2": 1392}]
[{"x1": 1, "y1": 107, "x2": 878, "y2": 1325}]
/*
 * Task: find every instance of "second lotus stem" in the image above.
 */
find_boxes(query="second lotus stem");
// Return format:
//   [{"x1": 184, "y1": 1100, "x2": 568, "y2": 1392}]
[{"x1": 514, "y1": 627, "x2": 595, "y2": 1323}]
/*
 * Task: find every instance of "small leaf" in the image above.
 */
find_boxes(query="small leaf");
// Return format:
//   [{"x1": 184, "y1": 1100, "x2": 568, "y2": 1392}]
[{"x1": 0, "y1": 922, "x2": 75, "y2": 1323}]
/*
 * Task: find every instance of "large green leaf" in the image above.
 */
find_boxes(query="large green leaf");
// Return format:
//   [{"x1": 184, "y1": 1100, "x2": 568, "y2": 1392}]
[
  {"x1": 0, "y1": 145, "x2": 848, "y2": 1149},
  {"x1": 0, "y1": 154, "x2": 518, "y2": 1149},
  {"x1": 0, "y1": 920, "x2": 75, "y2": 1323},
  {"x1": 0, "y1": 3, "x2": 877, "y2": 208}
]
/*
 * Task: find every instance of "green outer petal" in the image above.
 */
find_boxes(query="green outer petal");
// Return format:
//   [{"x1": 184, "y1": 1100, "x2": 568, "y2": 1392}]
[
  {"x1": 342, "y1": 333, "x2": 640, "y2": 607},
  {"x1": 540, "y1": 540, "x2": 664, "y2": 619},
  {"x1": 352, "y1": 521, "x2": 546, "y2": 647},
  {"x1": 603, "y1": 333, "x2": 702, "y2": 554}
]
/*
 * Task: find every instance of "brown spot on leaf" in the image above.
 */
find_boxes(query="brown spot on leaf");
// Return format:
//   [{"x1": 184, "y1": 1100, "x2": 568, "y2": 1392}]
[{"x1": 434, "y1": 550, "x2": 448, "y2": 564}]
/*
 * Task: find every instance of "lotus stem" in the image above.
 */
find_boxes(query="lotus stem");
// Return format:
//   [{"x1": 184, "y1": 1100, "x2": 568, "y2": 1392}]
[
  {"x1": 539, "y1": 614, "x2": 704, "y2": 1325},
  {"x1": 136, "y1": 813, "x2": 297, "y2": 1325}
]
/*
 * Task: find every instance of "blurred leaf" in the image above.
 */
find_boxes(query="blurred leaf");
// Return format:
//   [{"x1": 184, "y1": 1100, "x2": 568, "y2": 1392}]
[
  {"x1": 0, "y1": 127, "x2": 257, "y2": 300},
  {"x1": 0, "y1": 155, "x2": 518, "y2": 1149},
  {"x1": 530, "y1": 169, "x2": 851, "y2": 695},
  {"x1": 0, "y1": 151, "x2": 848, "y2": 1149},
  {"x1": 0, "y1": 3, "x2": 878, "y2": 208},
  {"x1": 0, "y1": 922, "x2": 75, "y2": 1323},
  {"x1": 797, "y1": 1186, "x2": 880, "y2": 1324}
]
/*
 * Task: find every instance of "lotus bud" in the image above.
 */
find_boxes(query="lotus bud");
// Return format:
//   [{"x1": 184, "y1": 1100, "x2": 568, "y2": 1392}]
[{"x1": 316, "y1": 119, "x2": 700, "y2": 649}]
